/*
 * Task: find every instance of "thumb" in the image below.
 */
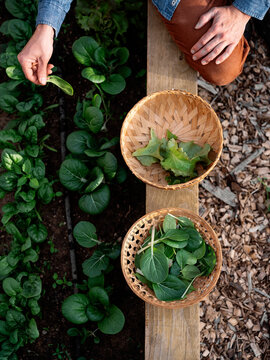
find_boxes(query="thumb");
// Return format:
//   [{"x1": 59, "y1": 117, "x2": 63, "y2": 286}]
[
  {"x1": 37, "y1": 58, "x2": 48, "y2": 85},
  {"x1": 195, "y1": 7, "x2": 217, "y2": 29}
]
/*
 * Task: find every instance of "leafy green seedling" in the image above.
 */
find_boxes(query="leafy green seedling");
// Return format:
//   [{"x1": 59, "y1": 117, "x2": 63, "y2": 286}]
[{"x1": 52, "y1": 273, "x2": 72, "y2": 289}]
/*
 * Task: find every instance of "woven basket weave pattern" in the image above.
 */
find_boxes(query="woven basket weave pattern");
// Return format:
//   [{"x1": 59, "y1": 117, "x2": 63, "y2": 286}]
[
  {"x1": 121, "y1": 208, "x2": 222, "y2": 309},
  {"x1": 120, "y1": 90, "x2": 223, "y2": 189}
]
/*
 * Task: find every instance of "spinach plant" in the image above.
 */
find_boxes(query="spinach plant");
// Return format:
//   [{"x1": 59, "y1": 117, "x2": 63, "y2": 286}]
[
  {"x1": 72, "y1": 36, "x2": 130, "y2": 127},
  {"x1": 59, "y1": 98, "x2": 126, "y2": 215},
  {"x1": 62, "y1": 221, "x2": 125, "y2": 337},
  {"x1": 0, "y1": 272, "x2": 42, "y2": 359},
  {"x1": 135, "y1": 214, "x2": 217, "y2": 301}
]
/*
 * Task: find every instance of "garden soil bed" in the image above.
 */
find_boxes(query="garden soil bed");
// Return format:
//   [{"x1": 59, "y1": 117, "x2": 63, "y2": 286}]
[{"x1": 1, "y1": 4, "x2": 269, "y2": 360}]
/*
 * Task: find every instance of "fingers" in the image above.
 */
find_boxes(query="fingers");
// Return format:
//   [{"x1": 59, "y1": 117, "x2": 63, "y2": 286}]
[
  {"x1": 200, "y1": 41, "x2": 228, "y2": 65},
  {"x1": 37, "y1": 58, "x2": 48, "y2": 85},
  {"x1": 195, "y1": 7, "x2": 218, "y2": 29},
  {"x1": 192, "y1": 36, "x2": 222, "y2": 61},
  {"x1": 215, "y1": 44, "x2": 235, "y2": 64},
  {"x1": 191, "y1": 25, "x2": 220, "y2": 55},
  {"x1": 18, "y1": 58, "x2": 40, "y2": 85},
  {"x1": 47, "y1": 63, "x2": 54, "y2": 75}
]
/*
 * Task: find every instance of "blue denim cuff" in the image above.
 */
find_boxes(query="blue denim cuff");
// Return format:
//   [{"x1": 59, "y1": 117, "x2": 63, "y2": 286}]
[
  {"x1": 233, "y1": 0, "x2": 270, "y2": 20},
  {"x1": 36, "y1": 0, "x2": 72, "y2": 37},
  {"x1": 152, "y1": 0, "x2": 181, "y2": 21}
]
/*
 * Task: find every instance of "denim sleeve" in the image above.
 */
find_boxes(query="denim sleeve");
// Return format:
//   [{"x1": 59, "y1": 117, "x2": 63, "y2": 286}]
[
  {"x1": 36, "y1": 0, "x2": 73, "y2": 37},
  {"x1": 233, "y1": 0, "x2": 270, "y2": 20}
]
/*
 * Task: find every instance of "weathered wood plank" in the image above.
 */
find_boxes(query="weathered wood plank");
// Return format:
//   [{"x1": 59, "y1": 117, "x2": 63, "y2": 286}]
[{"x1": 145, "y1": 2, "x2": 200, "y2": 359}]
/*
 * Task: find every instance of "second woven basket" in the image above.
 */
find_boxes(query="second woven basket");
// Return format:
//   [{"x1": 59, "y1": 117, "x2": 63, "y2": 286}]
[{"x1": 120, "y1": 90, "x2": 223, "y2": 189}]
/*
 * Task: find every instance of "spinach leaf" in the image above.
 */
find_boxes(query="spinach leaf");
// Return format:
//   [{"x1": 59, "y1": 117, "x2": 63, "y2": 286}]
[
  {"x1": 59, "y1": 159, "x2": 89, "y2": 191},
  {"x1": 98, "y1": 305, "x2": 125, "y2": 334},
  {"x1": 88, "y1": 286, "x2": 109, "y2": 306},
  {"x1": 82, "y1": 250, "x2": 110, "y2": 277},
  {"x1": 79, "y1": 184, "x2": 110, "y2": 215},
  {"x1": 152, "y1": 275, "x2": 187, "y2": 301},
  {"x1": 176, "y1": 249, "x2": 197, "y2": 269},
  {"x1": 84, "y1": 106, "x2": 104, "y2": 133},
  {"x1": 86, "y1": 304, "x2": 105, "y2": 322},
  {"x1": 62, "y1": 294, "x2": 89, "y2": 324},
  {"x1": 82, "y1": 67, "x2": 105, "y2": 84},
  {"x1": 73, "y1": 221, "x2": 101, "y2": 248},
  {"x1": 101, "y1": 74, "x2": 125, "y2": 95},
  {"x1": 183, "y1": 228, "x2": 203, "y2": 251},
  {"x1": 72, "y1": 36, "x2": 99, "y2": 66},
  {"x1": 181, "y1": 265, "x2": 201, "y2": 280},
  {"x1": 46, "y1": 75, "x2": 74, "y2": 96},
  {"x1": 66, "y1": 130, "x2": 95, "y2": 155},
  {"x1": 3, "y1": 278, "x2": 21, "y2": 297},
  {"x1": 162, "y1": 214, "x2": 177, "y2": 232},
  {"x1": 27, "y1": 223, "x2": 47, "y2": 243},
  {"x1": 140, "y1": 248, "x2": 168, "y2": 283}
]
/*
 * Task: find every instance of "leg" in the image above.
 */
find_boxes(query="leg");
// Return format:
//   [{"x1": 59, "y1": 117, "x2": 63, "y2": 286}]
[{"x1": 158, "y1": 0, "x2": 250, "y2": 85}]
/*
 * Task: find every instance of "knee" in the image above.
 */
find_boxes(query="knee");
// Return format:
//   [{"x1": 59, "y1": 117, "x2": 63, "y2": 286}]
[
  {"x1": 185, "y1": 55, "x2": 243, "y2": 86},
  {"x1": 201, "y1": 62, "x2": 241, "y2": 86}
]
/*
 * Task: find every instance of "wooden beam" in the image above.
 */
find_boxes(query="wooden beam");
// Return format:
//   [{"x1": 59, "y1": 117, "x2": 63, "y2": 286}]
[{"x1": 145, "y1": 2, "x2": 200, "y2": 360}]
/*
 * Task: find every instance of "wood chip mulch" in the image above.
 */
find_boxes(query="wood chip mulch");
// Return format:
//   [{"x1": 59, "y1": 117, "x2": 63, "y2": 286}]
[{"x1": 198, "y1": 35, "x2": 270, "y2": 360}]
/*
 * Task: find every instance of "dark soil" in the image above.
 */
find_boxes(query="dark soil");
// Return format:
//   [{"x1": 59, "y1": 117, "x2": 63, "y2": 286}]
[{"x1": 1, "y1": 2, "x2": 147, "y2": 360}]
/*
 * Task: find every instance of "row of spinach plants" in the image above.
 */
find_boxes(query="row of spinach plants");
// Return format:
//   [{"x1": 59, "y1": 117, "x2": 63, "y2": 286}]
[
  {"x1": 57, "y1": 1, "x2": 145, "y2": 345},
  {"x1": 0, "y1": 1, "x2": 66, "y2": 358},
  {"x1": 58, "y1": 34, "x2": 131, "y2": 344}
]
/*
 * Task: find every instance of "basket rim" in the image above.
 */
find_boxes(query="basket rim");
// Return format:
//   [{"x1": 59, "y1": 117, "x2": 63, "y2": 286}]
[
  {"x1": 120, "y1": 89, "x2": 223, "y2": 190},
  {"x1": 121, "y1": 207, "x2": 223, "y2": 309}
]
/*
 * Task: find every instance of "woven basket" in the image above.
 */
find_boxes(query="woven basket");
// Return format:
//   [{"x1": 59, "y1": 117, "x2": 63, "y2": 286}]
[
  {"x1": 120, "y1": 90, "x2": 223, "y2": 190},
  {"x1": 121, "y1": 208, "x2": 222, "y2": 309}
]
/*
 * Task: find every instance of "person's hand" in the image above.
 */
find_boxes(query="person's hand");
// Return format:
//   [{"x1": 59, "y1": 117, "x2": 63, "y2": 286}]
[
  {"x1": 190, "y1": 5, "x2": 251, "y2": 65},
  {"x1": 17, "y1": 24, "x2": 54, "y2": 85}
]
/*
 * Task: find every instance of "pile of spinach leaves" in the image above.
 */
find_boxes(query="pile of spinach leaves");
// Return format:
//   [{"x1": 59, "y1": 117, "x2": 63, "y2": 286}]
[
  {"x1": 135, "y1": 214, "x2": 216, "y2": 301},
  {"x1": 133, "y1": 129, "x2": 212, "y2": 184}
]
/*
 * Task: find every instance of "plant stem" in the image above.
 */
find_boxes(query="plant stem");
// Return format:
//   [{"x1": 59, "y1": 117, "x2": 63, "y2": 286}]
[
  {"x1": 137, "y1": 235, "x2": 167, "y2": 255},
  {"x1": 150, "y1": 226, "x2": 155, "y2": 258},
  {"x1": 180, "y1": 272, "x2": 204, "y2": 299}
]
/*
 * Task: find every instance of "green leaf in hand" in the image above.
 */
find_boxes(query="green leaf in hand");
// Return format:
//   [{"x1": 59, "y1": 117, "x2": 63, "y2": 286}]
[{"x1": 47, "y1": 75, "x2": 73, "y2": 96}]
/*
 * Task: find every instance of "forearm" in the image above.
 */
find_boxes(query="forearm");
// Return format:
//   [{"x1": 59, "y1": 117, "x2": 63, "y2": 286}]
[
  {"x1": 233, "y1": 0, "x2": 270, "y2": 20},
  {"x1": 36, "y1": 0, "x2": 73, "y2": 37}
]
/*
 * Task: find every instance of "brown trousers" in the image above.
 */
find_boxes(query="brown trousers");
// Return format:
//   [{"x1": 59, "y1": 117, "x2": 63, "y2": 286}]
[{"x1": 159, "y1": 0, "x2": 250, "y2": 85}]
